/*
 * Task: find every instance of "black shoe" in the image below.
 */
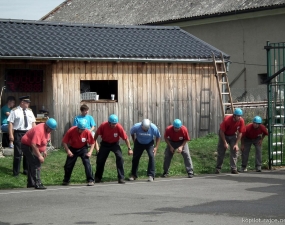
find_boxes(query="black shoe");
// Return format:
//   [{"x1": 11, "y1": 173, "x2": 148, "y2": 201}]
[
  {"x1": 35, "y1": 183, "x2": 47, "y2": 190},
  {"x1": 95, "y1": 177, "x2": 101, "y2": 183},
  {"x1": 231, "y1": 170, "x2": 239, "y2": 174},
  {"x1": 162, "y1": 172, "x2": 169, "y2": 178},
  {"x1": 188, "y1": 173, "x2": 194, "y2": 178},
  {"x1": 62, "y1": 181, "x2": 70, "y2": 186},
  {"x1": 23, "y1": 170, "x2": 28, "y2": 175},
  {"x1": 27, "y1": 184, "x2": 34, "y2": 188},
  {"x1": 118, "y1": 179, "x2": 125, "y2": 184}
]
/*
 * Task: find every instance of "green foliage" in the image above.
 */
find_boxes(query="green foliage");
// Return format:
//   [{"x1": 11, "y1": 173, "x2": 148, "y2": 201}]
[{"x1": 0, "y1": 134, "x2": 269, "y2": 189}]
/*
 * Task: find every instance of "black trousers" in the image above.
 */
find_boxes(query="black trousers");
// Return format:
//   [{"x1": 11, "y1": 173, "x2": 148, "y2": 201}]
[
  {"x1": 131, "y1": 140, "x2": 155, "y2": 178},
  {"x1": 22, "y1": 144, "x2": 41, "y2": 186},
  {"x1": 95, "y1": 141, "x2": 124, "y2": 180},
  {"x1": 63, "y1": 146, "x2": 94, "y2": 183},
  {"x1": 13, "y1": 130, "x2": 28, "y2": 176}
]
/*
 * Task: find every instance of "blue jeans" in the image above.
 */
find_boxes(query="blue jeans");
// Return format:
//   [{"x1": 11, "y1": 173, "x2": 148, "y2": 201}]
[{"x1": 131, "y1": 139, "x2": 155, "y2": 178}]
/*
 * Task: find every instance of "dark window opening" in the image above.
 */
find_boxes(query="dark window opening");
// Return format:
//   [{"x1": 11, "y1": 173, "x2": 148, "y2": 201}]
[
  {"x1": 258, "y1": 73, "x2": 267, "y2": 85},
  {"x1": 5, "y1": 69, "x2": 44, "y2": 92},
  {"x1": 80, "y1": 80, "x2": 118, "y2": 101}
]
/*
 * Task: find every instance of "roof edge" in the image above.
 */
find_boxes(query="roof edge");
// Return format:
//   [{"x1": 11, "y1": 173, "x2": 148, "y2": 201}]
[
  {"x1": 0, "y1": 56, "x2": 224, "y2": 64},
  {"x1": 142, "y1": 3, "x2": 285, "y2": 25}
]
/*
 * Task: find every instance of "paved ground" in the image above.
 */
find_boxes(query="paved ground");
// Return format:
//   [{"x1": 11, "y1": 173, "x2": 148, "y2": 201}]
[{"x1": 0, "y1": 170, "x2": 284, "y2": 225}]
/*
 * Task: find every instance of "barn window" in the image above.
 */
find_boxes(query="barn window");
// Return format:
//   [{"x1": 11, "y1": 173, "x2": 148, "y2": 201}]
[
  {"x1": 5, "y1": 69, "x2": 44, "y2": 92},
  {"x1": 258, "y1": 73, "x2": 267, "y2": 85},
  {"x1": 80, "y1": 80, "x2": 118, "y2": 102}
]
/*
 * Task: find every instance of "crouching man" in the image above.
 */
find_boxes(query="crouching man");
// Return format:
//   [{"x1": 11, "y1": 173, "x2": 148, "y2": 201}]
[{"x1": 21, "y1": 118, "x2": 57, "y2": 189}]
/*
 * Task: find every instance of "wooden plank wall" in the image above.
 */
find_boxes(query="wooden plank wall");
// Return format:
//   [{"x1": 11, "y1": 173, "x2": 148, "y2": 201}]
[{"x1": 51, "y1": 61, "x2": 222, "y2": 148}]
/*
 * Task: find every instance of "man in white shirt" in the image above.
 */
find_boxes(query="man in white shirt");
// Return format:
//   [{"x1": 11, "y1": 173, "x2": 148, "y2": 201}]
[{"x1": 8, "y1": 96, "x2": 36, "y2": 176}]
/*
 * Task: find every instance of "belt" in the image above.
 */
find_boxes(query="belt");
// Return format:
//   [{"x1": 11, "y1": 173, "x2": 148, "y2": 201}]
[{"x1": 14, "y1": 130, "x2": 28, "y2": 133}]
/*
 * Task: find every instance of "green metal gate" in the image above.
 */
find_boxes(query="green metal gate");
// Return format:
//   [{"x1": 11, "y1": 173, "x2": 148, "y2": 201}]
[{"x1": 265, "y1": 41, "x2": 285, "y2": 169}]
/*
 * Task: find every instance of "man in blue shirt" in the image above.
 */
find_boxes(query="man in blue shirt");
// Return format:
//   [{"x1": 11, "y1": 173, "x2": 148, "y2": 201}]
[
  {"x1": 73, "y1": 104, "x2": 96, "y2": 137},
  {"x1": 129, "y1": 119, "x2": 161, "y2": 182}
]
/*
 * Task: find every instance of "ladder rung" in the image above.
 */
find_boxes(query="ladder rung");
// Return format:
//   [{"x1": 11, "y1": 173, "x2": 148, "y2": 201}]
[
  {"x1": 272, "y1": 124, "x2": 285, "y2": 127},
  {"x1": 224, "y1": 114, "x2": 233, "y2": 116},
  {"x1": 273, "y1": 142, "x2": 282, "y2": 146},
  {"x1": 219, "y1": 82, "x2": 228, "y2": 84},
  {"x1": 276, "y1": 106, "x2": 284, "y2": 109},
  {"x1": 223, "y1": 103, "x2": 232, "y2": 106},
  {"x1": 272, "y1": 151, "x2": 282, "y2": 155},
  {"x1": 217, "y1": 71, "x2": 225, "y2": 74},
  {"x1": 272, "y1": 159, "x2": 281, "y2": 165},
  {"x1": 221, "y1": 92, "x2": 230, "y2": 95}
]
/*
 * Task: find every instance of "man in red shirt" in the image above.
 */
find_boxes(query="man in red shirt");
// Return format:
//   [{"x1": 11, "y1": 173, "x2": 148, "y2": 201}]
[
  {"x1": 21, "y1": 118, "x2": 57, "y2": 189},
  {"x1": 240, "y1": 116, "x2": 268, "y2": 172},
  {"x1": 216, "y1": 108, "x2": 246, "y2": 174},
  {"x1": 162, "y1": 119, "x2": 194, "y2": 178},
  {"x1": 94, "y1": 114, "x2": 132, "y2": 184},
  {"x1": 62, "y1": 119, "x2": 98, "y2": 186}
]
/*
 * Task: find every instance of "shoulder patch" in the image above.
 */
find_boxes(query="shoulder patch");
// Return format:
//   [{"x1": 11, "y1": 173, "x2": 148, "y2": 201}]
[
  {"x1": 27, "y1": 108, "x2": 32, "y2": 111},
  {"x1": 12, "y1": 107, "x2": 17, "y2": 111}
]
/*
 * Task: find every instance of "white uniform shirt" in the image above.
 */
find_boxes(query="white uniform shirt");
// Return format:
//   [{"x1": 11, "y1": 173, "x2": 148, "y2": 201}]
[{"x1": 7, "y1": 106, "x2": 36, "y2": 131}]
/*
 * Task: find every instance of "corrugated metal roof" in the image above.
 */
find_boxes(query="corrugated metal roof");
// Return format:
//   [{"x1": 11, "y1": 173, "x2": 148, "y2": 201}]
[
  {"x1": 0, "y1": 19, "x2": 229, "y2": 62},
  {"x1": 42, "y1": 0, "x2": 285, "y2": 25}
]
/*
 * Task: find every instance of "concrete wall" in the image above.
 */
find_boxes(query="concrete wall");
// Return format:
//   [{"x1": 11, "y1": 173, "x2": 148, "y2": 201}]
[{"x1": 165, "y1": 8, "x2": 285, "y2": 101}]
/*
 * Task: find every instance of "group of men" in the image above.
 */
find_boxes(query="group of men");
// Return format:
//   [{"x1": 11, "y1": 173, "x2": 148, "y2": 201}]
[
  {"x1": 4, "y1": 96, "x2": 267, "y2": 189},
  {"x1": 215, "y1": 108, "x2": 268, "y2": 174},
  {"x1": 62, "y1": 104, "x2": 194, "y2": 187}
]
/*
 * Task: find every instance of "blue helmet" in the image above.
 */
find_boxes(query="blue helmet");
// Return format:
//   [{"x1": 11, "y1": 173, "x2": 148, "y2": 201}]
[
  {"x1": 77, "y1": 119, "x2": 87, "y2": 130},
  {"x1": 234, "y1": 108, "x2": 243, "y2": 116},
  {"x1": 45, "y1": 118, "x2": 57, "y2": 130},
  {"x1": 253, "y1": 116, "x2": 262, "y2": 124},
  {"x1": 108, "y1": 114, "x2": 118, "y2": 123},
  {"x1": 173, "y1": 119, "x2": 182, "y2": 128}
]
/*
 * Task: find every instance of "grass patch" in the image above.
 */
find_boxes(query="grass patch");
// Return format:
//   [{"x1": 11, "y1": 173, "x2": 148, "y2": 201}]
[{"x1": 0, "y1": 134, "x2": 269, "y2": 189}]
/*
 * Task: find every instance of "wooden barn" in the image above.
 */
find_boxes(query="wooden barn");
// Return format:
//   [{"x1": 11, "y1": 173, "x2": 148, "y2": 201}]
[{"x1": 0, "y1": 19, "x2": 228, "y2": 147}]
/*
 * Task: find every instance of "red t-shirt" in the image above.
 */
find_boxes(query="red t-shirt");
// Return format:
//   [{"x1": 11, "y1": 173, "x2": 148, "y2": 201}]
[
  {"x1": 21, "y1": 123, "x2": 50, "y2": 152},
  {"x1": 62, "y1": 126, "x2": 95, "y2": 149},
  {"x1": 96, "y1": 121, "x2": 128, "y2": 143},
  {"x1": 164, "y1": 125, "x2": 190, "y2": 142},
  {"x1": 220, "y1": 115, "x2": 246, "y2": 136},
  {"x1": 243, "y1": 123, "x2": 268, "y2": 139}
]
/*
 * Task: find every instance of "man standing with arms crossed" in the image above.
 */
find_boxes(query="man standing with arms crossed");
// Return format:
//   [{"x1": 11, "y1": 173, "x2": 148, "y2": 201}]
[
  {"x1": 215, "y1": 108, "x2": 246, "y2": 174},
  {"x1": 129, "y1": 119, "x2": 161, "y2": 182},
  {"x1": 240, "y1": 116, "x2": 268, "y2": 172},
  {"x1": 8, "y1": 96, "x2": 36, "y2": 176}
]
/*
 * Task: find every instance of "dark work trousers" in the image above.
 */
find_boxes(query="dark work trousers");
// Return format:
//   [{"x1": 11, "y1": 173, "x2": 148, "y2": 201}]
[
  {"x1": 63, "y1": 146, "x2": 94, "y2": 183},
  {"x1": 163, "y1": 140, "x2": 194, "y2": 175},
  {"x1": 131, "y1": 139, "x2": 155, "y2": 178},
  {"x1": 95, "y1": 141, "x2": 124, "y2": 180},
  {"x1": 241, "y1": 136, "x2": 262, "y2": 170},
  {"x1": 22, "y1": 144, "x2": 41, "y2": 187},
  {"x1": 13, "y1": 130, "x2": 28, "y2": 176},
  {"x1": 216, "y1": 132, "x2": 238, "y2": 171}
]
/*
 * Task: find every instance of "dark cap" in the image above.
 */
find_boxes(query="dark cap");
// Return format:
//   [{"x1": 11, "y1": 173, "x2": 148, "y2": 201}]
[{"x1": 19, "y1": 95, "x2": 31, "y2": 103}]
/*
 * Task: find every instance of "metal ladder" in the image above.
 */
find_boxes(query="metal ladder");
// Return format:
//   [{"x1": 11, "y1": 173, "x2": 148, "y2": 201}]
[{"x1": 212, "y1": 52, "x2": 234, "y2": 117}]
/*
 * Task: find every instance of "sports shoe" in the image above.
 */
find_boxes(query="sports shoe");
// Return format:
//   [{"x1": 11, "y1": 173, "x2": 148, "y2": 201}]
[
  {"x1": 148, "y1": 176, "x2": 154, "y2": 182},
  {"x1": 231, "y1": 170, "x2": 239, "y2": 174},
  {"x1": 188, "y1": 173, "x2": 194, "y2": 178},
  {"x1": 162, "y1": 172, "x2": 169, "y2": 178},
  {"x1": 239, "y1": 167, "x2": 247, "y2": 172},
  {"x1": 35, "y1": 183, "x2": 47, "y2": 190},
  {"x1": 87, "y1": 181, "x2": 94, "y2": 186},
  {"x1": 118, "y1": 179, "x2": 126, "y2": 184},
  {"x1": 128, "y1": 175, "x2": 136, "y2": 181},
  {"x1": 215, "y1": 168, "x2": 221, "y2": 174}
]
